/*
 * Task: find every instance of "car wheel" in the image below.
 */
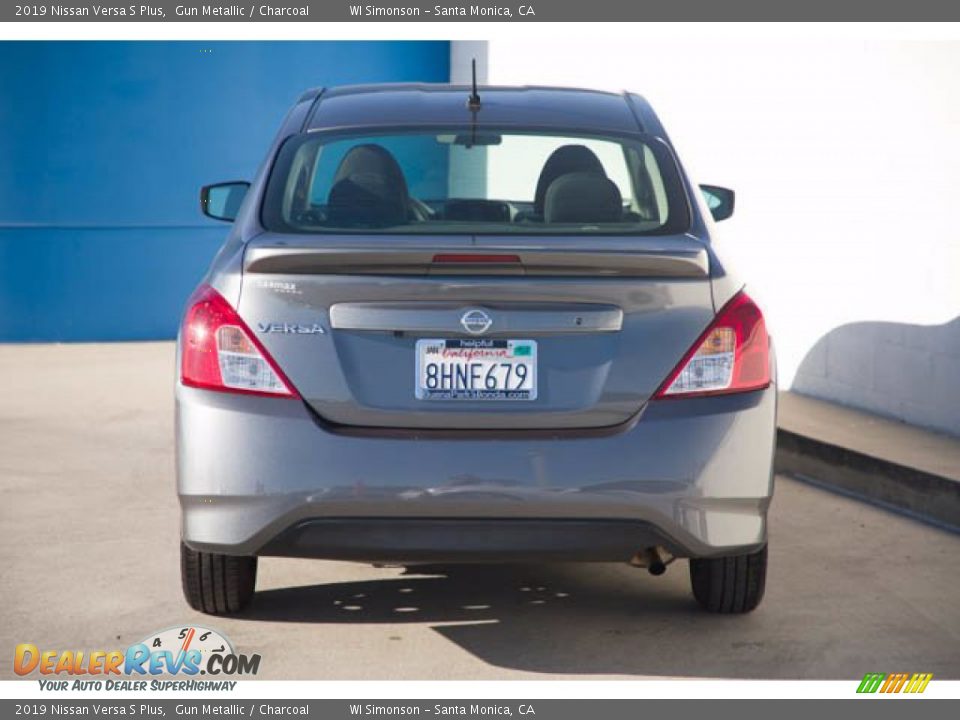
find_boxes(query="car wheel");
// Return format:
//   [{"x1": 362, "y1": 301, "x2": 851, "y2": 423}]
[
  {"x1": 689, "y1": 544, "x2": 767, "y2": 614},
  {"x1": 180, "y1": 542, "x2": 257, "y2": 614}
]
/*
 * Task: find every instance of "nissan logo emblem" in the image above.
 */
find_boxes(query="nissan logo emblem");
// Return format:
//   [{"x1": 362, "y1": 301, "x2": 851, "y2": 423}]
[{"x1": 460, "y1": 309, "x2": 493, "y2": 335}]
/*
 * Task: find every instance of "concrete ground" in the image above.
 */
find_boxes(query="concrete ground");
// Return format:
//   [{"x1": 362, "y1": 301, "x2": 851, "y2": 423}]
[
  {"x1": 779, "y1": 391, "x2": 960, "y2": 483},
  {"x1": 1, "y1": 342, "x2": 959, "y2": 680}
]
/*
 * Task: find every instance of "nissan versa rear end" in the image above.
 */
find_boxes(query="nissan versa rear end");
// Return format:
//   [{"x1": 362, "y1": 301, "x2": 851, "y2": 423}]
[{"x1": 177, "y1": 83, "x2": 776, "y2": 616}]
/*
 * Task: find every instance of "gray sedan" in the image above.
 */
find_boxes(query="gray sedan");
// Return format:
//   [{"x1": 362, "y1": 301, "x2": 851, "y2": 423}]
[{"x1": 177, "y1": 83, "x2": 776, "y2": 616}]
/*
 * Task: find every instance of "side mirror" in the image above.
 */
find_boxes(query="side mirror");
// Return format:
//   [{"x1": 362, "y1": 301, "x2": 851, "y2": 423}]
[
  {"x1": 699, "y1": 184, "x2": 735, "y2": 222},
  {"x1": 200, "y1": 181, "x2": 250, "y2": 222}
]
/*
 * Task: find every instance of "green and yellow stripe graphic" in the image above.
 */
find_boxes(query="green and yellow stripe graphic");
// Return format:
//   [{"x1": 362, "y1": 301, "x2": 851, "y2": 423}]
[{"x1": 857, "y1": 672, "x2": 933, "y2": 694}]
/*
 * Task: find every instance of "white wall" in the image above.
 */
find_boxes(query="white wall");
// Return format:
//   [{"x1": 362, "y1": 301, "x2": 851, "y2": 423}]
[{"x1": 481, "y1": 38, "x2": 960, "y2": 436}]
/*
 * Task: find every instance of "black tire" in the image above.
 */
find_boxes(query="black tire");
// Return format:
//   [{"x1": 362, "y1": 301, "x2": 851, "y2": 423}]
[
  {"x1": 180, "y1": 542, "x2": 257, "y2": 615},
  {"x1": 689, "y1": 544, "x2": 767, "y2": 614}
]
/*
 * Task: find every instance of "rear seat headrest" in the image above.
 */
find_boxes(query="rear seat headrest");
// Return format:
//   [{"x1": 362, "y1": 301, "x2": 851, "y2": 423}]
[
  {"x1": 543, "y1": 172, "x2": 622, "y2": 224},
  {"x1": 327, "y1": 143, "x2": 410, "y2": 226},
  {"x1": 534, "y1": 145, "x2": 607, "y2": 216}
]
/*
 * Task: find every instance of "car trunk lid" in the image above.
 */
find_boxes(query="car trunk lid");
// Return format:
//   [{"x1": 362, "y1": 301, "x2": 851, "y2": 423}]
[{"x1": 238, "y1": 233, "x2": 714, "y2": 430}]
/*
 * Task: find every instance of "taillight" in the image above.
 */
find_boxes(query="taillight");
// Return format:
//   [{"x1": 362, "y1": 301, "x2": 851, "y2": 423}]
[
  {"x1": 654, "y1": 290, "x2": 770, "y2": 399},
  {"x1": 180, "y1": 285, "x2": 299, "y2": 399}
]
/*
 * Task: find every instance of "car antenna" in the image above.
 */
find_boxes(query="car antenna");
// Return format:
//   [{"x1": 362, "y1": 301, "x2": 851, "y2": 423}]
[
  {"x1": 467, "y1": 58, "x2": 481, "y2": 111},
  {"x1": 465, "y1": 59, "x2": 481, "y2": 148}
]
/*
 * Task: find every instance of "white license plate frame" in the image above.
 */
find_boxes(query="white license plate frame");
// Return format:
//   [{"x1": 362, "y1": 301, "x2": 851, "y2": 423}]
[{"x1": 415, "y1": 338, "x2": 538, "y2": 401}]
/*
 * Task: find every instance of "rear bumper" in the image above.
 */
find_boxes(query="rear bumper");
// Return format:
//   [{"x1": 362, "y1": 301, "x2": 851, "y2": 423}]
[
  {"x1": 177, "y1": 385, "x2": 777, "y2": 560},
  {"x1": 259, "y1": 518, "x2": 685, "y2": 563}
]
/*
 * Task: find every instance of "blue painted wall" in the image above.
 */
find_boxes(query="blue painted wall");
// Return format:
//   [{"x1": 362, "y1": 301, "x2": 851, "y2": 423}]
[{"x1": 0, "y1": 41, "x2": 450, "y2": 341}]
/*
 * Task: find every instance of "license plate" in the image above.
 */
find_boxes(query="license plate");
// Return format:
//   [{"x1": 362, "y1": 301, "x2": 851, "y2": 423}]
[{"x1": 415, "y1": 339, "x2": 538, "y2": 401}]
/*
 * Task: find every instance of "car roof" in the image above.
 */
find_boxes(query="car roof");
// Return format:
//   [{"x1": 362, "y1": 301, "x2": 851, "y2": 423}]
[{"x1": 303, "y1": 84, "x2": 650, "y2": 135}]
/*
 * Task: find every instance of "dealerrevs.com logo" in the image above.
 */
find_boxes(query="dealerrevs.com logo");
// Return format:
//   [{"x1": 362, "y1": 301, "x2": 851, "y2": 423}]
[{"x1": 14, "y1": 626, "x2": 260, "y2": 691}]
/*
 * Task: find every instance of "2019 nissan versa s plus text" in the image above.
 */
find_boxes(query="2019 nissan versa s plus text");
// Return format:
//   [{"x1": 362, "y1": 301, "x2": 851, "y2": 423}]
[{"x1": 177, "y1": 83, "x2": 776, "y2": 616}]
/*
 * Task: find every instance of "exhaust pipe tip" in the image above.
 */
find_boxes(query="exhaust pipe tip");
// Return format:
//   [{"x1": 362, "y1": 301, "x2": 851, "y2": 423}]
[{"x1": 630, "y1": 546, "x2": 672, "y2": 576}]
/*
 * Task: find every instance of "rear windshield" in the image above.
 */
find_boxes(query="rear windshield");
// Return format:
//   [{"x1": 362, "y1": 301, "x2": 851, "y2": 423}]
[{"x1": 261, "y1": 129, "x2": 690, "y2": 235}]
